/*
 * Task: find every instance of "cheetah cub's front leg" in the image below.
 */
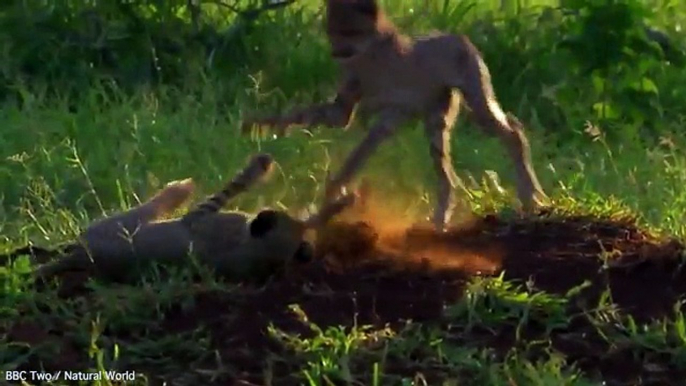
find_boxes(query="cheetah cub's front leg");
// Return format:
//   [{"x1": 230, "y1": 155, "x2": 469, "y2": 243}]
[{"x1": 241, "y1": 75, "x2": 361, "y2": 137}]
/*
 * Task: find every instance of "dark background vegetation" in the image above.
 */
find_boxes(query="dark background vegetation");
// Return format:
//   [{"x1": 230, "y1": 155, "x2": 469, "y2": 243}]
[{"x1": 2, "y1": 0, "x2": 684, "y2": 134}]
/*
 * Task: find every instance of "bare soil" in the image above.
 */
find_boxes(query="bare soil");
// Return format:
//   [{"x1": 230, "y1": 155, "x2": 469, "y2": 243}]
[{"x1": 4, "y1": 207, "x2": 686, "y2": 385}]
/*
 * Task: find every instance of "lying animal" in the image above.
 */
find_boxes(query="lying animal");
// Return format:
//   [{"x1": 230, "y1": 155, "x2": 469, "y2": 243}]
[
  {"x1": 242, "y1": 0, "x2": 549, "y2": 231},
  {"x1": 31, "y1": 153, "x2": 356, "y2": 283}
]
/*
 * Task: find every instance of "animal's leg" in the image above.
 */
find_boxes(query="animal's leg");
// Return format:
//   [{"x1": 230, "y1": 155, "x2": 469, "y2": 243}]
[
  {"x1": 323, "y1": 109, "x2": 408, "y2": 203},
  {"x1": 78, "y1": 178, "x2": 195, "y2": 259},
  {"x1": 242, "y1": 76, "x2": 361, "y2": 136},
  {"x1": 94, "y1": 178, "x2": 196, "y2": 234},
  {"x1": 453, "y1": 39, "x2": 548, "y2": 212},
  {"x1": 304, "y1": 191, "x2": 357, "y2": 228},
  {"x1": 423, "y1": 91, "x2": 472, "y2": 231},
  {"x1": 142, "y1": 178, "x2": 197, "y2": 221}
]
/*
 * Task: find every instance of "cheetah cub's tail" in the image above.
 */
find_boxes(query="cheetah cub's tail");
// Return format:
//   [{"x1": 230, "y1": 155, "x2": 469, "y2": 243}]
[{"x1": 181, "y1": 153, "x2": 275, "y2": 225}]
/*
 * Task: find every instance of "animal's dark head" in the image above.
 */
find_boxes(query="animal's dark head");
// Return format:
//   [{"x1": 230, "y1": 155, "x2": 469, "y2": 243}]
[
  {"x1": 325, "y1": 0, "x2": 394, "y2": 61},
  {"x1": 293, "y1": 241, "x2": 314, "y2": 264},
  {"x1": 249, "y1": 209, "x2": 311, "y2": 264},
  {"x1": 247, "y1": 191, "x2": 358, "y2": 267},
  {"x1": 326, "y1": 0, "x2": 379, "y2": 20},
  {"x1": 249, "y1": 209, "x2": 282, "y2": 238}
]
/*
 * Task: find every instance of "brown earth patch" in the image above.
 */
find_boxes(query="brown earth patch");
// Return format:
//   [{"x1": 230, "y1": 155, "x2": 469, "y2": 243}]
[{"x1": 3, "y1": 203, "x2": 686, "y2": 385}]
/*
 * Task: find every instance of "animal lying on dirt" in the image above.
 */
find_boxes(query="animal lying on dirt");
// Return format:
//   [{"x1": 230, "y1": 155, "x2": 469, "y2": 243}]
[
  {"x1": 242, "y1": 0, "x2": 549, "y2": 232},
  {"x1": 25, "y1": 153, "x2": 357, "y2": 283}
]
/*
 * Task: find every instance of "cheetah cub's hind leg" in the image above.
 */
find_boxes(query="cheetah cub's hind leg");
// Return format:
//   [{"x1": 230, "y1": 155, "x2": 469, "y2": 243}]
[
  {"x1": 83, "y1": 177, "x2": 197, "y2": 243},
  {"x1": 448, "y1": 35, "x2": 549, "y2": 213},
  {"x1": 142, "y1": 178, "x2": 197, "y2": 221}
]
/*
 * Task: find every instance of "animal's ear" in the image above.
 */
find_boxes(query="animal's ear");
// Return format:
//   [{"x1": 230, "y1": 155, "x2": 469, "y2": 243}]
[
  {"x1": 249, "y1": 210, "x2": 280, "y2": 238},
  {"x1": 355, "y1": 0, "x2": 378, "y2": 15},
  {"x1": 293, "y1": 241, "x2": 314, "y2": 263}
]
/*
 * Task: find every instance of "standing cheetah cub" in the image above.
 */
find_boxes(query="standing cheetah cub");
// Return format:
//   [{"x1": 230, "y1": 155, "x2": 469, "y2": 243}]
[{"x1": 242, "y1": 0, "x2": 549, "y2": 231}]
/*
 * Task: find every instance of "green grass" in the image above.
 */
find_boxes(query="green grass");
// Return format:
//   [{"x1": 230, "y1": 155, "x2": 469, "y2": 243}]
[{"x1": 2, "y1": 0, "x2": 686, "y2": 384}]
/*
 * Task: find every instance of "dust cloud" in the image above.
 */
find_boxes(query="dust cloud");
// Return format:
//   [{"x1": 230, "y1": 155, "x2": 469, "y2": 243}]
[{"x1": 316, "y1": 184, "x2": 503, "y2": 275}]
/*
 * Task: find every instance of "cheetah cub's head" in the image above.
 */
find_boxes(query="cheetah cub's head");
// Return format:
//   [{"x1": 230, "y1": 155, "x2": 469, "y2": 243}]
[
  {"x1": 325, "y1": 0, "x2": 395, "y2": 62},
  {"x1": 246, "y1": 190, "x2": 360, "y2": 268},
  {"x1": 248, "y1": 209, "x2": 313, "y2": 265}
]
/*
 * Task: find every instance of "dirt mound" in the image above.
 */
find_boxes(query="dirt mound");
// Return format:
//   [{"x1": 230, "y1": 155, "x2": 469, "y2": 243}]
[
  {"x1": 313, "y1": 202, "x2": 686, "y2": 320},
  {"x1": 149, "y1": 212, "x2": 686, "y2": 384},
  {"x1": 5, "y1": 209, "x2": 686, "y2": 385}
]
